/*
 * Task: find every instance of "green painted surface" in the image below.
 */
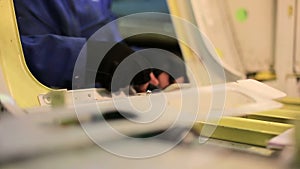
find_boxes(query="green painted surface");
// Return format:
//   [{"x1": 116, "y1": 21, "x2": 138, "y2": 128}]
[{"x1": 236, "y1": 8, "x2": 248, "y2": 22}]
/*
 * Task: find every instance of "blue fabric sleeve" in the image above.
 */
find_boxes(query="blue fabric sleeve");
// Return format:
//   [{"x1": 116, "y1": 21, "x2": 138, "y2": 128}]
[
  {"x1": 21, "y1": 34, "x2": 86, "y2": 88},
  {"x1": 14, "y1": 0, "x2": 121, "y2": 89}
]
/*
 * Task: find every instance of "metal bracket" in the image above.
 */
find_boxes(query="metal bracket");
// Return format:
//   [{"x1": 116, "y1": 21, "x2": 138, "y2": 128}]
[{"x1": 38, "y1": 88, "x2": 112, "y2": 106}]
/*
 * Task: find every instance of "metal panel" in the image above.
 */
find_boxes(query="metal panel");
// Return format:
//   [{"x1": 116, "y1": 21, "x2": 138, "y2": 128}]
[
  {"x1": 226, "y1": 0, "x2": 275, "y2": 73},
  {"x1": 275, "y1": 0, "x2": 298, "y2": 96},
  {"x1": 191, "y1": 0, "x2": 245, "y2": 76},
  {"x1": 167, "y1": 0, "x2": 244, "y2": 86},
  {"x1": 190, "y1": 0, "x2": 275, "y2": 74}
]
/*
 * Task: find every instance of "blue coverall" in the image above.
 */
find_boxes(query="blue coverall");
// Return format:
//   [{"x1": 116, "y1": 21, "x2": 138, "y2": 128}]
[{"x1": 14, "y1": 0, "x2": 121, "y2": 89}]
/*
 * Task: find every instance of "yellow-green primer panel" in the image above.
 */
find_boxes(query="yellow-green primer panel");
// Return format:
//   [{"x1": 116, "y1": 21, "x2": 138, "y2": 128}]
[
  {"x1": 245, "y1": 109, "x2": 300, "y2": 123},
  {"x1": 193, "y1": 117, "x2": 293, "y2": 147},
  {"x1": 0, "y1": 0, "x2": 52, "y2": 109}
]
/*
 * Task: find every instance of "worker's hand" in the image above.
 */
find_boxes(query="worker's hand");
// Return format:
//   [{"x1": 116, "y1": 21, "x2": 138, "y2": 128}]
[{"x1": 132, "y1": 69, "x2": 185, "y2": 93}]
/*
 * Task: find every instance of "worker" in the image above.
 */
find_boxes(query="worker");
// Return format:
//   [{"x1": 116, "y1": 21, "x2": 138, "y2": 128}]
[{"x1": 14, "y1": 0, "x2": 186, "y2": 93}]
